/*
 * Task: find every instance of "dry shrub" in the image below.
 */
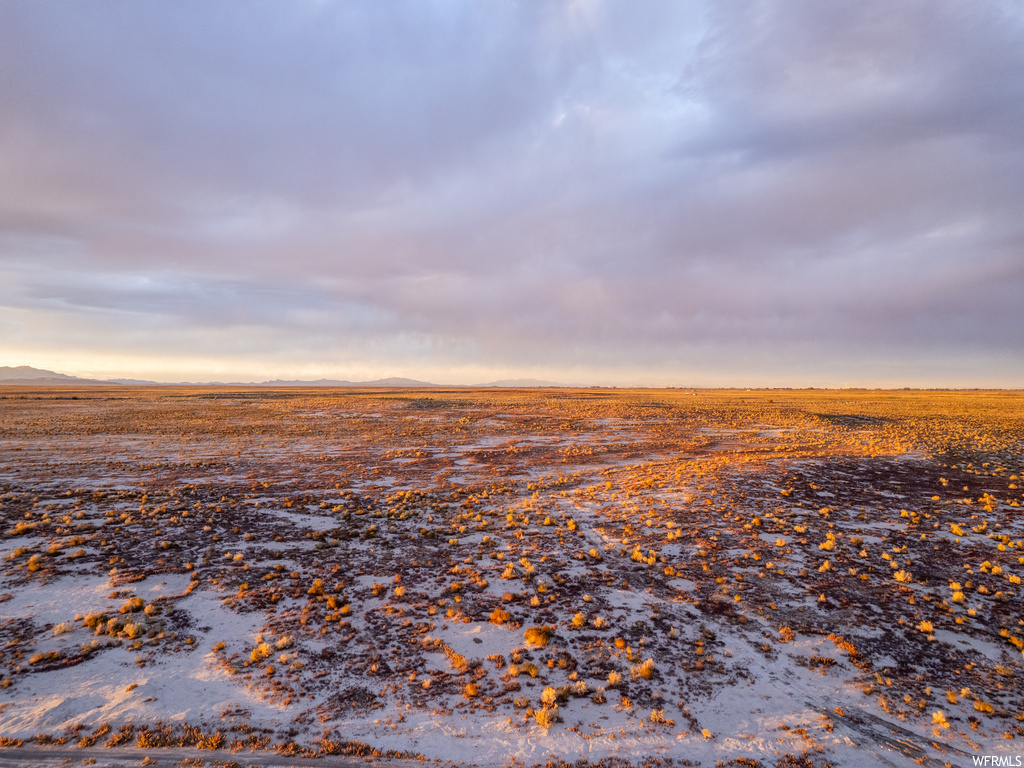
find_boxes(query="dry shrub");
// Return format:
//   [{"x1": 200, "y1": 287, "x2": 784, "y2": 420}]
[
  {"x1": 78, "y1": 723, "x2": 111, "y2": 747},
  {"x1": 524, "y1": 625, "x2": 554, "y2": 648},
  {"x1": 135, "y1": 723, "x2": 176, "y2": 749},
  {"x1": 631, "y1": 658, "x2": 656, "y2": 681},
  {"x1": 827, "y1": 633, "x2": 859, "y2": 658},
  {"x1": 105, "y1": 724, "x2": 135, "y2": 747},
  {"x1": 534, "y1": 709, "x2": 558, "y2": 728},
  {"x1": 82, "y1": 613, "x2": 108, "y2": 630},
  {"x1": 197, "y1": 731, "x2": 225, "y2": 750},
  {"x1": 541, "y1": 686, "x2": 558, "y2": 708},
  {"x1": 119, "y1": 597, "x2": 145, "y2": 614},
  {"x1": 650, "y1": 709, "x2": 675, "y2": 726}
]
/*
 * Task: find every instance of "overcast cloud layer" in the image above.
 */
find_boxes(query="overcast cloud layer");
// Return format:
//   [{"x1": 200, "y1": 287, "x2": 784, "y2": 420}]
[{"x1": 1, "y1": 1, "x2": 1022, "y2": 386}]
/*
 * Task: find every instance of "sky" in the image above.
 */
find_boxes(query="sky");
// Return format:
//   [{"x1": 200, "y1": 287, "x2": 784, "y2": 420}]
[{"x1": 1, "y1": 1, "x2": 1023, "y2": 387}]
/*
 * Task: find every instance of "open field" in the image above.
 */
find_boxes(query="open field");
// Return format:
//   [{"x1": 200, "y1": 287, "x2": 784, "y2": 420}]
[{"x1": 0, "y1": 387, "x2": 1022, "y2": 768}]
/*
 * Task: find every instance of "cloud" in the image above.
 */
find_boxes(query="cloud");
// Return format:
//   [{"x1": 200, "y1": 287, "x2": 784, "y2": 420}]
[{"x1": 0, "y1": 1, "x2": 1022, "y2": 385}]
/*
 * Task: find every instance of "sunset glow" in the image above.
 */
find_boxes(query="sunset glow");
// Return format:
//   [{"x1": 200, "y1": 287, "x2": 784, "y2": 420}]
[{"x1": 1, "y1": 2, "x2": 1022, "y2": 386}]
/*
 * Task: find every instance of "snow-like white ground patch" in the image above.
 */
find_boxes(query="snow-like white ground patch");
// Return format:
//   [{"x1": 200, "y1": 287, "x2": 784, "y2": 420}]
[{"x1": 0, "y1": 586, "x2": 293, "y2": 737}]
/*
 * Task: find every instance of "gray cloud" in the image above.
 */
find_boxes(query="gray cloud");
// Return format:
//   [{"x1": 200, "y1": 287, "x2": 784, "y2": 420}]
[{"x1": 1, "y1": 0, "x2": 1022, "y2": 385}]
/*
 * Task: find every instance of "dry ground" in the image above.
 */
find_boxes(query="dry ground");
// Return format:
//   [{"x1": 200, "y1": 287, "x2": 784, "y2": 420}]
[{"x1": 0, "y1": 387, "x2": 1022, "y2": 768}]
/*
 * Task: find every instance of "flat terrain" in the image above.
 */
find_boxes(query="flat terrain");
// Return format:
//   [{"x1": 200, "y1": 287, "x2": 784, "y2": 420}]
[{"x1": 0, "y1": 387, "x2": 1022, "y2": 768}]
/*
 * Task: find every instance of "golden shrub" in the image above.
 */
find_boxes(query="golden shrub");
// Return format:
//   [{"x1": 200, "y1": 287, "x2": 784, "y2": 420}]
[{"x1": 524, "y1": 625, "x2": 554, "y2": 647}]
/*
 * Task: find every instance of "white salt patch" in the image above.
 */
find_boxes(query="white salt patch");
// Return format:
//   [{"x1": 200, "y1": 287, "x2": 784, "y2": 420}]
[{"x1": 0, "y1": 573, "x2": 112, "y2": 626}]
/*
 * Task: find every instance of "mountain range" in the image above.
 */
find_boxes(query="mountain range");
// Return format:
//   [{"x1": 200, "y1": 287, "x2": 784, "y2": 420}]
[{"x1": 0, "y1": 366, "x2": 567, "y2": 388}]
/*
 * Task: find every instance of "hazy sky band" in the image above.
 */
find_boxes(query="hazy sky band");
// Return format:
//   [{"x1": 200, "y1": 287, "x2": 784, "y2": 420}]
[{"x1": 1, "y1": 1, "x2": 1022, "y2": 386}]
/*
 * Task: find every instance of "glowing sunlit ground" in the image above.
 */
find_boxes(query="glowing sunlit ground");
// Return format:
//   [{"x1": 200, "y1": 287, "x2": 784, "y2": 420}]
[{"x1": 0, "y1": 387, "x2": 1022, "y2": 768}]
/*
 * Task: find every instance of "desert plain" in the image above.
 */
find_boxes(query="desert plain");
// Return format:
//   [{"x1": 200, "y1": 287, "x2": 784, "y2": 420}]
[{"x1": 0, "y1": 387, "x2": 1022, "y2": 768}]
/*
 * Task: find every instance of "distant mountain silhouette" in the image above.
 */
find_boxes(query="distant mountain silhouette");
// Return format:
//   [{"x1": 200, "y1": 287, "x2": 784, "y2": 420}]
[
  {"x1": 0, "y1": 366, "x2": 439, "y2": 387},
  {"x1": 1, "y1": 365, "x2": 571, "y2": 388},
  {"x1": 0, "y1": 365, "x2": 107, "y2": 385}
]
